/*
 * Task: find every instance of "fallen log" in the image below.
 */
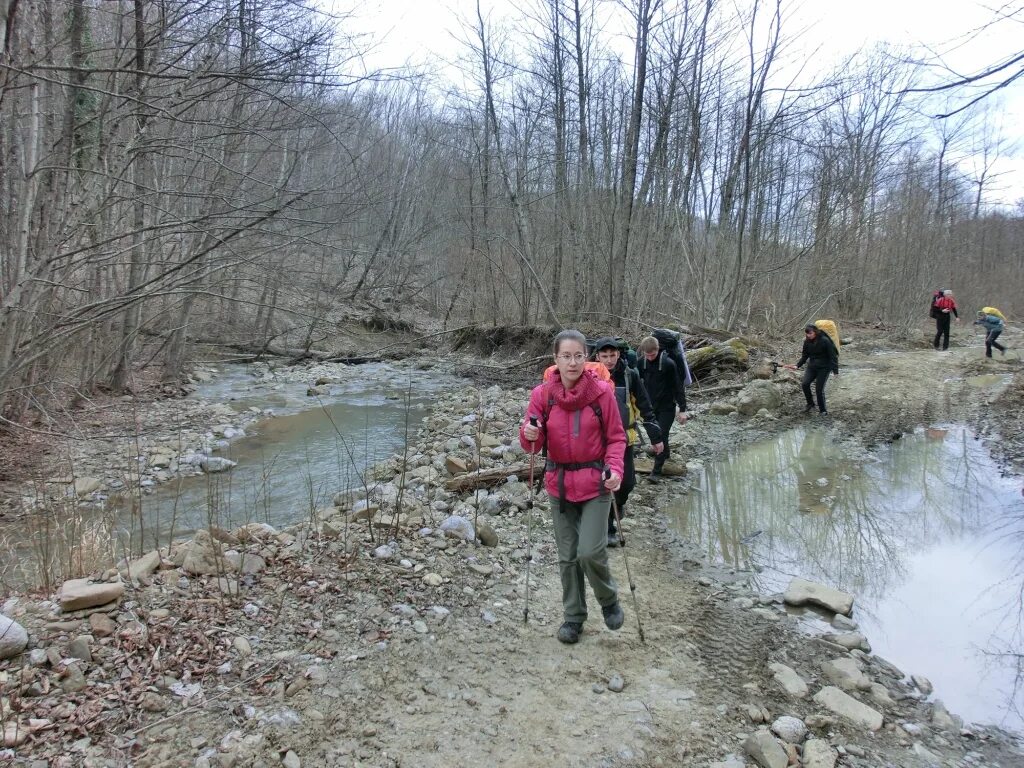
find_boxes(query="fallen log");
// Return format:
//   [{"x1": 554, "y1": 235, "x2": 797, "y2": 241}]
[
  {"x1": 686, "y1": 339, "x2": 750, "y2": 378},
  {"x1": 444, "y1": 462, "x2": 531, "y2": 493}
]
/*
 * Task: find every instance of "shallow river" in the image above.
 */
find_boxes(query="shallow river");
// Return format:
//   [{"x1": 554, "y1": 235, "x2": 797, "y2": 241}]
[
  {"x1": 669, "y1": 425, "x2": 1024, "y2": 732},
  {"x1": 126, "y1": 362, "x2": 458, "y2": 541}
]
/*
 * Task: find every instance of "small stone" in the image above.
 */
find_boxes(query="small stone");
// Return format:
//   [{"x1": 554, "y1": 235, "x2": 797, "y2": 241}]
[
  {"x1": 592, "y1": 683, "x2": 605, "y2": 694},
  {"x1": 61, "y1": 664, "x2": 88, "y2": 693},
  {"x1": 770, "y1": 715, "x2": 807, "y2": 744},
  {"x1": 743, "y1": 730, "x2": 788, "y2": 768},
  {"x1": 88, "y1": 612, "x2": 116, "y2": 638},
  {"x1": 141, "y1": 692, "x2": 167, "y2": 712},
  {"x1": 233, "y1": 637, "x2": 252, "y2": 656},
  {"x1": 66, "y1": 636, "x2": 93, "y2": 662},
  {"x1": 282, "y1": 751, "x2": 301, "y2": 768},
  {"x1": 412, "y1": 620, "x2": 428, "y2": 634},
  {"x1": 768, "y1": 662, "x2": 808, "y2": 699},
  {"x1": 476, "y1": 523, "x2": 499, "y2": 547},
  {"x1": 911, "y1": 674, "x2": 933, "y2": 696},
  {"x1": 831, "y1": 614, "x2": 858, "y2": 631},
  {"x1": 802, "y1": 739, "x2": 837, "y2": 768},
  {"x1": 607, "y1": 674, "x2": 625, "y2": 693},
  {"x1": 422, "y1": 573, "x2": 443, "y2": 587},
  {"x1": 467, "y1": 562, "x2": 493, "y2": 576}
]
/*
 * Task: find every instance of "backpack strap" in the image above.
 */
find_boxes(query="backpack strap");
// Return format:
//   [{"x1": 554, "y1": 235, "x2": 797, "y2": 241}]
[{"x1": 539, "y1": 392, "x2": 608, "y2": 512}]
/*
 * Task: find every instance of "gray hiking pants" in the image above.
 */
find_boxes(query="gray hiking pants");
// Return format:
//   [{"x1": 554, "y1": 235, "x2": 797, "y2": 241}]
[{"x1": 549, "y1": 494, "x2": 619, "y2": 623}]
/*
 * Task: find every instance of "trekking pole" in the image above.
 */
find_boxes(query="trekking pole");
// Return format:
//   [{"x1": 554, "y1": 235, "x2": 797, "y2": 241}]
[
  {"x1": 605, "y1": 469, "x2": 646, "y2": 643},
  {"x1": 524, "y1": 417, "x2": 538, "y2": 625}
]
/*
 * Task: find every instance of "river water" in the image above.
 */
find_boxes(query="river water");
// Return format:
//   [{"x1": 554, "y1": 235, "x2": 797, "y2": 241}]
[
  {"x1": 126, "y1": 362, "x2": 460, "y2": 541},
  {"x1": 668, "y1": 425, "x2": 1024, "y2": 732}
]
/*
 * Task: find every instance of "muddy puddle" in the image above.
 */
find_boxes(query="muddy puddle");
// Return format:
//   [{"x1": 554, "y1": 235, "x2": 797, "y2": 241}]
[{"x1": 668, "y1": 425, "x2": 1024, "y2": 732}]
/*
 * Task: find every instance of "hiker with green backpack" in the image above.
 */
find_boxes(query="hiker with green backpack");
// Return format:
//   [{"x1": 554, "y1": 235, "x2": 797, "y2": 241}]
[{"x1": 593, "y1": 337, "x2": 663, "y2": 548}]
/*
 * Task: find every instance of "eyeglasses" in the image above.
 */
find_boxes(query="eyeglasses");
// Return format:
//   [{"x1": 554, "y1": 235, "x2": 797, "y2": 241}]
[{"x1": 556, "y1": 353, "x2": 587, "y2": 363}]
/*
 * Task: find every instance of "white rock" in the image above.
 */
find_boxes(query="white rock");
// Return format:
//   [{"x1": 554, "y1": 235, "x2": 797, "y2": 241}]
[
  {"x1": 58, "y1": 578, "x2": 125, "y2": 611},
  {"x1": 742, "y1": 730, "x2": 788, "y2": 768},
  {"x1": 802, "y1": 739, "x2": 837, "y2": 768},
  {"x1": 199, "y1": 456, "x2": 237, "y2": 473},
  {"x1": 0, "y1": 615, "x2": 28, "y2": 660},
  {"x1": 783, "y1": 578, "x2": 854, "y2": 615},
  {"x1": 911, "y1": 674, "x2": 933, "y2": 696},
  {"x1": 821, "y1": 657, "x2": 871, "y2": 691},
  {"x1": 768, "y1": 662, "x2": 808, "y2": 699},
  {"x1": 770, "y1": 715, "x2": 807, "y2": 743},
  {"x1": 812, "y1": 686, "x2": 883, "y2": 731}
]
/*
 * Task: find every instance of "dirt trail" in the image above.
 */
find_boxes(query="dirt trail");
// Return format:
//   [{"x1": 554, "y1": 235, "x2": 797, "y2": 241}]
[{"x1": 3, "y1": 323, "x2": 1024, "y2": 767}]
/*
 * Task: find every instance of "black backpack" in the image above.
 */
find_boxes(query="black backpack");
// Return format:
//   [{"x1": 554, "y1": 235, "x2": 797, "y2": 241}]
[
  {"x1": 652, "y1": 328, "x2": 690, "y2": 388},
  {"x1": 929, "y1": 290, "x2": 944, "y2": 319}
]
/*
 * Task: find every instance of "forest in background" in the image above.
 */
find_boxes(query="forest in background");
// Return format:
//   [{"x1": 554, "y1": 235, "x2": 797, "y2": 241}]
[{"x1": 1, "y1": 0, "x2": 1022, "y2": 426}]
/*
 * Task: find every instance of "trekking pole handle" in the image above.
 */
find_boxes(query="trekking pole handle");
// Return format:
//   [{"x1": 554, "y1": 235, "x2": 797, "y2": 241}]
[{"x1": 529, "y1": 417, "x2": 538, "y2": 427}]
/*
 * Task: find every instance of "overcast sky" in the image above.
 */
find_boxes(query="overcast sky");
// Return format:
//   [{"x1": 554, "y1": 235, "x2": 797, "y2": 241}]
[{"x1": 332, "y1": 0, "x2": 1024, "y2": 205}]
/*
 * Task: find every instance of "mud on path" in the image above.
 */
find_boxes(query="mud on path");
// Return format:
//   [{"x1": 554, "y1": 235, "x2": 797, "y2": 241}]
[{"x1": 3, "y1": 323, "x2": 1024, "y2": 767}]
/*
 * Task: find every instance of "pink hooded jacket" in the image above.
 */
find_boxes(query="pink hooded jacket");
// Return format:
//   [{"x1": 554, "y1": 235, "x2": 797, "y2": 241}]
[{"x1": 519, "y1": 368, "x2": 626, "y2": 502}]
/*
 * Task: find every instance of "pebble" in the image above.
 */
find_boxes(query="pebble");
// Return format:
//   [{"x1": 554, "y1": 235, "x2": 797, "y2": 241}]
[
  {"x1": 608, "y1": 674, "x2": 625, "y2": 693},
  {"x1": 413, "y1": 620, "x2": 428, "y2": 634},
  {"x1": 282, "y1": 751, "x2": 301, "y2": 768},
  {"x1": 422, "y1": 573, "x2": 443, "y2": 586}
]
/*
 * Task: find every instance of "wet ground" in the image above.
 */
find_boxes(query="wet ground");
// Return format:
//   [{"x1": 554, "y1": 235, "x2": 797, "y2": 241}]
[{"x1": 669, "y1": 424, "x2": 1024, "y2": 731}]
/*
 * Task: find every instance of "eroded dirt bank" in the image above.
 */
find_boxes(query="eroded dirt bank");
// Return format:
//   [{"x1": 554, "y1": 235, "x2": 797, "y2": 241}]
[{"x1": 2, "y1": 324, "x2": 1023, "y2": 768}]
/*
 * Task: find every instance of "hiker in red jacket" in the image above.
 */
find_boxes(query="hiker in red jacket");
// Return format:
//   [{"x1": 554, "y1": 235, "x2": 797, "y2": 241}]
[
  {"x1": 933, "y1": 289, "x2": 960, "y2": 351},
  {"x1": 520, "y1": 329, "x2": 627, "y2": 645}
]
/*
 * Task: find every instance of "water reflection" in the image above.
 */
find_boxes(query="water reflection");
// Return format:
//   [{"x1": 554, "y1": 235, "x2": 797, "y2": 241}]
[{"x1": 669, "y1": 426, "x2": 1024, "y2": 731}]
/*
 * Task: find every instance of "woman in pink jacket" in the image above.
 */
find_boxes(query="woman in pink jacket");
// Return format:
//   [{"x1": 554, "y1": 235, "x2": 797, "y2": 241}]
[{"x1": 521, "y1": 329, "x2": 627, "y2": 644}]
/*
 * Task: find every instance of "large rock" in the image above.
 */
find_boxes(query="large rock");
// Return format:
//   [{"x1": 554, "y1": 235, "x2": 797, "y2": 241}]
[
  {"x1": 783, "y1": 577, "x2": 854, "y2": 616},
  {"x1": 0, "y1": 614, "x2": 28, "y2": 659},
  {"x1": 742, "y1": 730, "x2": 788, "y2": 768},
  {"x1": 445, "y1": 456, "x2": 469, "y2": 475},
  {"x1": 821, "y1": 657, "x2": 871, "y2": 691},
  {"x1": 180, "y1": 530, "x2": 234, "y2": 576},
  {"x1": 823, "y1": 631, "x2": 870, "y2": 651},
  {"x1": 58, "y1": 578, "x2": 125, "y2": 611},
  {"x1": 199, "y1": 456, "x2": 237, "y2": 473},
  {"x1": 73, "y1": 477, "x2": 103, "y2": 496},
  {"x1": 768, "y1": 662, "x2": 808, "y2": 698},
  {"x1": 736, "y1": 380, "x2": 783, "y2": 416},
  {"x1": 812, "y1": 686, "x2": 883, "y2": 731},
  {"x1": 119, "y1": 550, "x2": 162, "y2": 584},
  {"x1": 802, "y1": 739, "x2": 837, "y2": 768}
]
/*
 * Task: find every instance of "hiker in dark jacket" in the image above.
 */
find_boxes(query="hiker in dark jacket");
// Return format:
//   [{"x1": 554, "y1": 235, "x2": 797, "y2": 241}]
[
  {"x1": 786, "y1": 325, "x2": 839, "y2": 415},
  {"x1": 637, "y1": 335, "x2": 687, "y2": 476},
  {"x1": 974, "y1": 312, "x2": 1007, "y2": 358},
  {"x1": 933, "y1": 289, "x2": 960, "y2": 351},
  {"x1": 594, "y1": 337, "x2": 663, "y2": 547}
]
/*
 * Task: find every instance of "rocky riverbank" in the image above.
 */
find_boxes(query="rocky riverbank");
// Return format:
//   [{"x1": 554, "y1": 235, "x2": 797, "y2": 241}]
[{"x1": 2, "y1": 327, "x2": 1023, "y2": 767}]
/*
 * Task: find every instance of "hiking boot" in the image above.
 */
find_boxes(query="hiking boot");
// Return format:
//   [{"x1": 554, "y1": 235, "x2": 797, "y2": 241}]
[
  {"x1": 606, "y1": 532, "x2": 620, "y2": 548},
  {"x1": 557, "y1": 621, "x2": 583, "y2": 644},
  {"x1": 601, "y1": 602, "x2": 624, "y2": 631}
]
